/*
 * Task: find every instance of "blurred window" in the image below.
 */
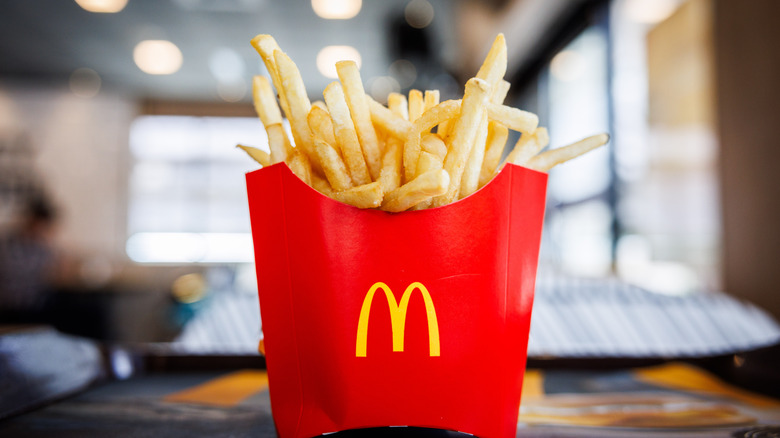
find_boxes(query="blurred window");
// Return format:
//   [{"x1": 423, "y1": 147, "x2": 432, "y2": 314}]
[
  {"x1": 534, "y1": 0, "x2": 721, "y2": 295},
  {"x1": 541, "y1": 26, "x2": 613, "y2": 278},
  {"x1": 126, "y1": 116, "x2": 268, "y2": 263}
]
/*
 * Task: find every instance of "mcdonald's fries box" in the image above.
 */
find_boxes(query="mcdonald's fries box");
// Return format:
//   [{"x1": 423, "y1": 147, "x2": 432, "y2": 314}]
[{"x1": 246, "y1": 163, "x2": 547, "y2": 438}]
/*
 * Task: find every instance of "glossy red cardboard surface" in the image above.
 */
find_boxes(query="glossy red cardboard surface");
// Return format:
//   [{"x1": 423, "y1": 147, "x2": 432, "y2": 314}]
[{"x1": 246, "y1": 163, "x2": 547, "y2": 438}]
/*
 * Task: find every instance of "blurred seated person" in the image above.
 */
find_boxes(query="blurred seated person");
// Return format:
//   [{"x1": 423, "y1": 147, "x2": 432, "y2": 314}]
[{"x1": 0, "y1": 195, "x2": 58, "y2": 324}]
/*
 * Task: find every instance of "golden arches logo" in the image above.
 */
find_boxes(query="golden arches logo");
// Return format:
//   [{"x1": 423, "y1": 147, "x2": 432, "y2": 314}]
[{"x1": 355, "y1": 282, "x2": 440, "y2": 357}]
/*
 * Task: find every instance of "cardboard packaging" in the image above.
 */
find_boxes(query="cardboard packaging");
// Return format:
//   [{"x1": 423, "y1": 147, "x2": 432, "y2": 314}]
[{"x1": 246, "y1": 163, "x2": 547, "y2": 438}]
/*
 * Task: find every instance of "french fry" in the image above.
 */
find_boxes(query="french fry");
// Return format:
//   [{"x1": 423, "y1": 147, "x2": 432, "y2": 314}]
[
  {"x1": 459, "y1": 111, "x2": 489, "y2": 199},
  {"x1": 378, "y1": 140, "x2": 403, "y2": 193},
  {"x1": 336, "y1": 60, "x2": 382, "y2": 181},
  {"x1": 252, "y1": 76, "x2": 291, "y2": 162},
  {"x1": 526, "y1": 133, "x2": 609, "y2": 172},
  {"x1": 250, "y1": 35, "x2": 291, "y2": 120},
  {"x1": 420, "y1": 133, "x2": 447, "y2": 161},
  {"x1": 479, "y1": 122, "x2": 509, "y2": 187},
  {"x1": 504, "y1": 127, "x2": 549, "y2": 167},
  {"x1": 486, "y1": 102, "x2": 539, "y2": 134},
  {"x1": 382, "y1": 170, "x2": 450, "y2": 213},
  {"x1": 410, "y1": 147, "x2": 444, "y2": 211},
  {"x1": 403, "y1": 99, "x2": 462, "y2": 182},
  {"x1": 287, "y1": 150, "x2": 312, "y2": 186},
  {"x1": 266, "y1": 123, "x2": 294, "y2": 163},
  {"x1": 308, "y1": 106, "x2": 337, "y2": 149},
  {"x1": 492, "y1": 79, "x2": 511, "y2": 105},
  {"x1": 437, "y1": 119, "x2": 451, "y2": 141},
  {"x1": 424, "y1": 90, "x2": 440, "y2": 111},
  {"x1": 324, "y1": 81, "x2": 371, "y2": 186},
  {"x1": 416, "y1": 151, "x2": 444, "y2": 175},
  {"x1": 433, "y1": 78, "x2": 491, "y2": 207},
  {"x1": 252, "y1": 75, "x2": 283, "y2": 126},
  {"x1": 311, "y1": 173, "x2": 334, "y2": 197},
  {"x1": 313, "y1": 139, "x2": 353, "y2": 192},
  {"x1": 409, "y1": 89, "x2": 424, "y2": 121},
  {"x1": 243, "y1": 33, "x2": 610, "y2": 211},
  {"x1": 237, "y1": 144, "x2": 271, "y2": 167},
  {"x1": 312, "y1": 100, "x2": 328, "y2": 111},
  {"x1": 367, "y1": 97, "x2": 413, "y2": 140},
  {"x1": 333, "y1": 181, "x2": 384, "y2": 209},
  {"x1": 274, "y1": 50, "x2": 316, "y2": 160},
  {"x1": 387, "y1": 93, "x2": 409, "y2": 121},
  {"x1": 476, "y1": 34, "x2": 507, "y2": 94},
  {"x1": 378, "y1": 93, "x2": 408, "y2": 194}
]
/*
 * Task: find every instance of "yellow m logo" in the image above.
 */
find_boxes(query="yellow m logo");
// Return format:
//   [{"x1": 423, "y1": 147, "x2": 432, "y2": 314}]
[{"x1": 355, "y1": 282, "x2": 440, "y2": 357}]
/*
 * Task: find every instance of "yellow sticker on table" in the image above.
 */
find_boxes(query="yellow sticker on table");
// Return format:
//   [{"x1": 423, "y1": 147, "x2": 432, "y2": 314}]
[{"x1": 164, "y1": 370, "x2": 269, "y2": 407}]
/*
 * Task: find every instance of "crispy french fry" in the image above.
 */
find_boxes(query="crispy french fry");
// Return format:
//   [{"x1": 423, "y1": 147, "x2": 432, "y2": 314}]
[
  {"x1": 479, "y1": 122, "x2": 509, "y2": 187},
  {"x1": 252, "y1": 76, "x2": 283, "y2": 126},
  {"x1": 421, "y1": 133, "x2": 447, "y2": 160},
  {"x1": 274, "y1": 51, "x2": 315, "y2": 158},
  {"x1": 252, "y1": 76, "x2": 291, "y2": 162},
  {"x1": 333, "y1": 181, "x2": 383, "y2": 209},
  {"x1": 459, "y1": 111, "x2": 489, "y2": 199},
  {"x1": 416, "y1": 151, "x2": 444, "y2": 176},
  {"x1": 313, "y1": 139, "x2": 353, "y2": 192},
  {"x1": 311, "y1": 173, "x2": 334, "y2": 197},
  {"x1": 380, "y1": 93, "x2": 408, "y2": 194},
  {"x1": 324, "y1": 81, "x2": 371, "y2": 186},
  {"x1": 367, "y1": 96, "x2": 413, "y2": 140},
  {"x1": 382, "y1": 170, "x2": 449, "y2": 212},
  {"x1": 237, "y1": 144, "x2": 271, "y2": 167},
  {"x1": 526, "y1": 133, "x2": 609, "y2": 172},
  {"x1": 403, "y1": 99, "x2": 462, "y2": 182},
  {"x1": 387, "y1": 93, "x2": 409, "y2": 121},
  {"x1": 311, "y1": 100, "x2": 328, "y2": 111},
  {"x1": 378, "y1": 140, "x2": 403, "y2": 193},
  {"x1": 486, "y1": 102, "x2": 539, "y2": 134},
  {"x1": 250, "y1": 35, "x2": 291, "y2": 119},
  {"x1": 265, "y1": 123, "x2": 293, "y2": 163},
  {"x1": 287, "y1": 150, "x2": 312, "y2": 186},
  {"x1": 244, "y1": 33, "x2": 609, "y2": 210},
  {"x1": 424, "y1": 90, "x2": 440, "y2": 111},
  {"x1": 492, "y1": 79, "x2": 510, "y2": 104},
  {"x1": 308, "y1": 106, "x2": 337, "y2": 149},
  {"x1": 504, "y1": 127, "x2": 550, "y2": 167},
  {"x1": 336, "y1": 60, "x2": 382, "y2": 181},
  {"x1": 410, "y1": 149, "x2": 444, "y2": 210},
  {"x1": 408, "y1": 89, "x2": 424, "y2": 121},
  {"x1": 476, "y1": 34, "x2": 507, "y2": 93},
  {"x1": 437, "y1": 119, "x2": 451, "y2": 141},
  {"x1": 433, "y1": 78, "x2": 491, "y2": 207}
]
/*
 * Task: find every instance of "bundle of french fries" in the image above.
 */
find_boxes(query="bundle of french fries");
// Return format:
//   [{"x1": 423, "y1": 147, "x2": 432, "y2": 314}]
[{"x1": 239, "y1": 34, "x2": 609, "y2": 212}]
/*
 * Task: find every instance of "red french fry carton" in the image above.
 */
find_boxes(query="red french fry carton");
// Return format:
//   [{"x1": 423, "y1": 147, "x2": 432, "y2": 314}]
[{"x1": 246, "y1": 163, "x2": 547, "y2": 438}]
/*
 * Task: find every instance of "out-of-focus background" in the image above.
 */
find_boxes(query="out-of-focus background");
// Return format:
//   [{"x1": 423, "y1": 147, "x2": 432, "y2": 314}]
[
  {"x1": 3, "y1": 1, "x2": 780, "y2": 435},
  {"x1": 1, "y1": 0, "x2": 779, "y2": 353}
]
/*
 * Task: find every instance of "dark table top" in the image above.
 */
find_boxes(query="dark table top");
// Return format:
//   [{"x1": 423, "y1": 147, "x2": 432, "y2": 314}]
[{"x1": 3, "y1": 369, "x2": 780, "y2": 438}]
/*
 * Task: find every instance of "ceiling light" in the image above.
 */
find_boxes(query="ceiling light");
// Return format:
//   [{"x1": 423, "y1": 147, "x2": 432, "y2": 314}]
[
  {"x1": 133, "y1": 40, "x2": 183, "y2": 75},
  {"x1": 74, "y1": 0, "x2": 128, "y2": 13},
  {"x1": 317, "y1": 46, "x2": 361, "y2": 79},
  {"x1": 312, "y1": 0, "x2": 361, "y2": 19},
  {"x1": 405, "y1": 0, "x2": 434, "y2": 29}
]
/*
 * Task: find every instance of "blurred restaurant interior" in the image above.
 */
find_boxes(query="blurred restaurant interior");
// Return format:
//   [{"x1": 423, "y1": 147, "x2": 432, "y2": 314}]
[{"x1": 1, "y1": 0, "x2": 780, "y2": 435}]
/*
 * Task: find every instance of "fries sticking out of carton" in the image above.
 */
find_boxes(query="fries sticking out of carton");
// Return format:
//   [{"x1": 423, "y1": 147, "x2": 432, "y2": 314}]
[{"x1": 240, "y1": 34, "x2": 609, "y2": 210}]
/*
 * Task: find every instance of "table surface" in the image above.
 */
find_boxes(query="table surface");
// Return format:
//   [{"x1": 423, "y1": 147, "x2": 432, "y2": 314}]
[{"x1": 2, "y1": 368, "x2": 779, "y2": 438}]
